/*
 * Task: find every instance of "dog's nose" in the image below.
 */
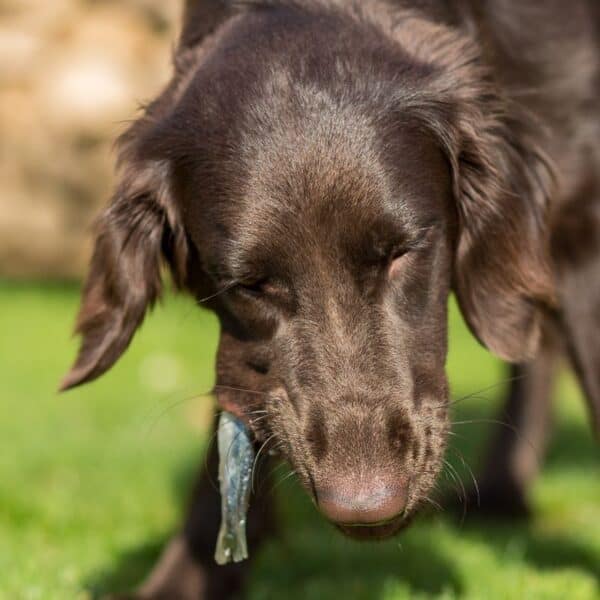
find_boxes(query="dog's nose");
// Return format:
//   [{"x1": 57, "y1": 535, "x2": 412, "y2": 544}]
[{"x1": 315, "y1": 481, "x2": 408, "y2": 525}]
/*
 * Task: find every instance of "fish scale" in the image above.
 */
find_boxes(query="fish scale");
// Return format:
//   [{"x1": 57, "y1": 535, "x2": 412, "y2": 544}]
[{"x1": 214, "y1": 411, "x2": 255, "y2": 565}]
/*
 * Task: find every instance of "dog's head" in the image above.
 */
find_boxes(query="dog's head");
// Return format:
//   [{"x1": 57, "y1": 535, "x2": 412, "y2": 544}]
[{"x1": 62, "y1": 5, "x2": 555, "y2": 538}]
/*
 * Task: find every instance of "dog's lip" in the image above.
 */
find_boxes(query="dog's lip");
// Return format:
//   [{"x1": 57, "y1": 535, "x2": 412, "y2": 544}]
[
  {"x1": 334, "y1": 513, "x2": 407, "y2": 540},
  {"x1": 214, "y1": 389, "x2": 249, "y2": 419},
  {"x1": 338, "y1": 514, "x2": 403, "y2": 528}
]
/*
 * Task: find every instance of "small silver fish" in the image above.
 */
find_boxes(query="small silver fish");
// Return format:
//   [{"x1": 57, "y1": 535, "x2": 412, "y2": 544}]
[{"x1": 214, "y1": 411, "x2": 255, "y2": 565}]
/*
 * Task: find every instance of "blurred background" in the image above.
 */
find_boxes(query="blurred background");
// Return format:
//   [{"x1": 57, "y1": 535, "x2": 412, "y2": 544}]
[
  {"x1": 0, "y1": 2, "x2": 598, "y2": 599},
  {"x1": 0, "y1": 0, "x2": 177, "y2": 278}
]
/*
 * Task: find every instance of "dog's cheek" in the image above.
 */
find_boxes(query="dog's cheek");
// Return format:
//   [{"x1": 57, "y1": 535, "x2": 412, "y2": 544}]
[{"x1": 214, "y1": 330, "x2": 275, "y2": 430}]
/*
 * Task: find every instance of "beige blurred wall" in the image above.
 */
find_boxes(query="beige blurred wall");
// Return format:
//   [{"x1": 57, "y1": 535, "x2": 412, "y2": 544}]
[{"x1": 0, "y1": 0, "x2": 181, "y2": 278}]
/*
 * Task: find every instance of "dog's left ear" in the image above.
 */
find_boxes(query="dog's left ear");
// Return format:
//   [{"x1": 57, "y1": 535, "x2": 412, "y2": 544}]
[
  {"x1": 60, "y1": 146, "x2": 188, "y2": 391},
  {"x1": 397, "y1": 19, "x2": 557, "y2": 362},
  {"x1": 447, "y1": 101, "x2": 556, "y2": 362}
]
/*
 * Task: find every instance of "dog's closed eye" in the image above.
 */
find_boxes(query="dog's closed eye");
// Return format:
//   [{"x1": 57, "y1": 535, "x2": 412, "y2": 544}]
[
  {"x1": 388, "y1": 248, "x2": 411, "y2": 279},
  {"x1": 387, "y1": 225, "x2": 440, "y2": 279},
  {"x1": 237, "y1": 278, "x2": 271, "y2": 297},
  {"x1": 236, "y1": 278, "x2": 296, "y2": 313}
]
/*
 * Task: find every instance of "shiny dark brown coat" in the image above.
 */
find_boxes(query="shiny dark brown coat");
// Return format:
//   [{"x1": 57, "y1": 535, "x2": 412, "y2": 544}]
[{"x1": 62, "y1": 1, "x2": 600, "y2": 597}]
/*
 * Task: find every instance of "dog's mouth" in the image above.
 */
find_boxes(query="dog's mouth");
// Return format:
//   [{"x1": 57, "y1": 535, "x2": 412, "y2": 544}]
[{"x1": 334, "y1": 513, "x2": 409, "y2": 540}]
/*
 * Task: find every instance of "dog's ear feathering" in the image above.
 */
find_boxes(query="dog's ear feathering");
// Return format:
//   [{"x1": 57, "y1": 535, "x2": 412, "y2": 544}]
[
  {"x1": 399, "y1": 21, "x2": 558, "y2": 362},
  {"x1": 450, "y1": 116, "x2": 557, "y2": 363},
  {"x1": 444, "y1": 61, "x2": 557, "y2": 363},
  {"x1": 60, "y1": 138, "x2": 188, "y2": 391}
]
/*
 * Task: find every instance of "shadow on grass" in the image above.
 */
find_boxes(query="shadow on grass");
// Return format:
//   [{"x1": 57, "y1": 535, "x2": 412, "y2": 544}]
[
  {"x1": 458, "y1": 520, "x2": 600, "y2": 583},
  {"x1": 441, "y1": 401, "x2": 599, "y2": 585},
  {"x1": 85, "y1": 504, "x2": 463, "y2": 600},
  {"x1": 87, "y1": 538, "x2": 167, "y2": 598},
  {"x1": 86, "y1": 403, "x2": 598, "y2": 598}
]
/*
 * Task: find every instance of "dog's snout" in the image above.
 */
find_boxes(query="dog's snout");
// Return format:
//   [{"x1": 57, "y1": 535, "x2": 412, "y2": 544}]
[{"x1": 315, "y1": 480, "x2": 408, "y2": 525}]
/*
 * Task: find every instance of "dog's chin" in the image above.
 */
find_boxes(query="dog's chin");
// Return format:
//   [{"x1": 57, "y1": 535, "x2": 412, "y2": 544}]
[{"x1": 334, "y1": 514, "x2": 411, "y2": 541}]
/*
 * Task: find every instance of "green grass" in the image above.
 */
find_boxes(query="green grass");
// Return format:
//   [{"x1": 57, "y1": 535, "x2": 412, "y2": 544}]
[{"x1": 0, "y1": 281, "x2": 598, "y2": 599}]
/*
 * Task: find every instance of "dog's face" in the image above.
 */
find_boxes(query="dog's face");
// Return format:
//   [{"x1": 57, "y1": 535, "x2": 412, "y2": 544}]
[
  {"x1": 62, "y1": 7, "x2": 554, "y2": 540},
  {"x1": 185, "y1": 114, "x2": 455, "y2": 538}
]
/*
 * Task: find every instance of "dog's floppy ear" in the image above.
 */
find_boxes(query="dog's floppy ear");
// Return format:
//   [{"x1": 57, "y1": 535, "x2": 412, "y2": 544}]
[
  {"x1": 405, "y1": 25, "x2": 558, "y2": 363},
  {"x1": 60, "y1": 144, "x2": 188, "y2": 391},
  {"x1": 448, "y1": 106, "x2": 556, "y2": 362},
  {"x1": 397, "y1": 18, "x2": 557, "y2": 362}
]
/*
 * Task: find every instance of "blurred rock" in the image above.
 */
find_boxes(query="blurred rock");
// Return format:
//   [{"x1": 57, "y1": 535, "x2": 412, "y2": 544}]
[{"x1": 0, "y1": 0, "x2": 180, "y2": 278}]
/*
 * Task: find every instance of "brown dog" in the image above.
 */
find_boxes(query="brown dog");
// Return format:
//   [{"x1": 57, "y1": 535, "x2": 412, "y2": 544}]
[{"x1": 62, "y1": 1, "x2": 600, "y2": 597}]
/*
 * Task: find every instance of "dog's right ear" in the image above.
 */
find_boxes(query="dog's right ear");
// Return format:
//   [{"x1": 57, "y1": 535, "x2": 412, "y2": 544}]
[{"x1": 60, "y1": 150, "x2": 188, "y2": 391}]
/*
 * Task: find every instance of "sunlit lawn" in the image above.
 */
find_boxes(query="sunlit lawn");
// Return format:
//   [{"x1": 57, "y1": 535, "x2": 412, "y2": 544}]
[{"x1": 0, "y1": 281, "x2": 598, "y2": 599}]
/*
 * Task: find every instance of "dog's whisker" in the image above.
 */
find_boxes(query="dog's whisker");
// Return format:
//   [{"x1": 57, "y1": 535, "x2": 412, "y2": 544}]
[
  {"x1": 443, "y1": 458, "x2": 467, "y2": 523},
  {"x1": 144, "y1": 392, "x2": 213, "y2": 435},
  {"x1": 252, "y1": 433, "x2": 277, "y2": 494},
  {"x1": 436, "y1": 374, "x2": 527, "y2": 411},
  {"x1": 424, "y1": 495, "x2": 443, "y2": 512},
  {"x1": 213, "y1": 384, "x2": 269, "y2": 396},
  {"x1": 451, "y1": 418, "x2": 539, "y2": 456},
  {"x1": 244, "y1": 410, "x2": 269, "y2": 418},
  {"x1": 254, "y1": 437, "x2": 286, "y2": 490},
  {"x1": 442, "y1": 459, "x2": 462, "y2": 498},
  {"x1": 450, "y1": 447, "x2": 480, "y2": 509},
  {"x1": 248, "y1": 414, "x2": 270, "y2": 428},
  {"x1": 267, "y1": 469, "x2": 297, "y2": 496},
  {"x1": 196, "y1": 282, "x2": 237, "y2": 305},
  {"x1": 258, "y1": 459, "x2": 289, "y2": 492}
]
